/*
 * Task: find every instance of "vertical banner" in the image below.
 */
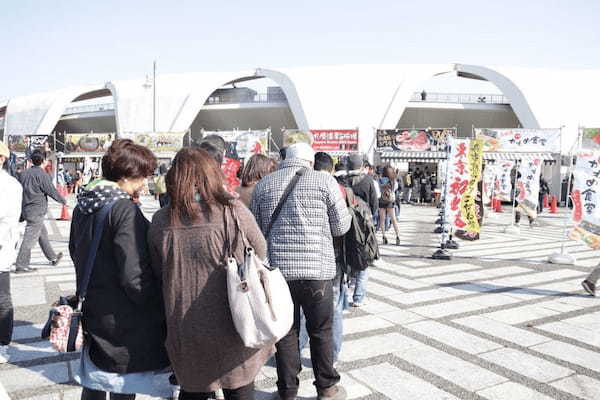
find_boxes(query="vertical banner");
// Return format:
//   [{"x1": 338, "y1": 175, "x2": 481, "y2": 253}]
[
  {"x1": 495, "y1": 161, "x2": 515, "y2": 201},
  {"x1": 516, "y1": 158, "x2": 542, "y2": 218},
  {"x1": 445, "y1": 138, "x2": 484, "y2": 233},
  {"x1": 482, "y1": 165, "x2": 497, "y2": 205},
  {"x1": 569, "y1": 150, "x2": 600, "y2": 249}
]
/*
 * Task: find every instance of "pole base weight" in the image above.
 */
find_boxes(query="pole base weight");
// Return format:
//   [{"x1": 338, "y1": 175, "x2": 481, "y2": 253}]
[
  {"x1": 431, "y1": 248, "x2": 452, "y2": 260},
  {"x1": 503, "y1": 225, "x2": 520, "y2": 235},
  {"x1": 445, "y1": 240, "x2": 459, "y2": 250},
  {"x1": 548, "y1": 252, "x2": 576, "y2": 265}
]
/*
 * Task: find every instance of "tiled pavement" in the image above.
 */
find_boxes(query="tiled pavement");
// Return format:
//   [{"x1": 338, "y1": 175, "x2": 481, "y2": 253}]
[{"x1": 2, "y1": 197, "x2": 600, "y2": 400}]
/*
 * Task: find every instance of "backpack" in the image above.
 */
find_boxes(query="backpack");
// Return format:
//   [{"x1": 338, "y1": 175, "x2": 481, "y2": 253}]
[
  {"x1": 381, "y1": 181, "x2": 396, "y2": 203},
  {"x1": 342, "y1": 186, "x2": 379, "y2": 273}
]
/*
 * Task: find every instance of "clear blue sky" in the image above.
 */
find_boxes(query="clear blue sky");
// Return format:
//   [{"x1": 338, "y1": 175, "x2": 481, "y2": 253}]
[{"x1": 1, "y1": 0, "x2": 599, "y2": 99}]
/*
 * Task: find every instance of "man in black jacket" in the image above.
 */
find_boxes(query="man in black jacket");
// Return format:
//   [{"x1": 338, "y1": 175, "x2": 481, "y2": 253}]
[{"x1": 15, "y1": 150, "x2": 66, "y2": 273}]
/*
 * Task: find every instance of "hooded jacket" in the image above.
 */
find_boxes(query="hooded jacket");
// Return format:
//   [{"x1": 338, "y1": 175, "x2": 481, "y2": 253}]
[{"x1": 69, "y1": 180, "x2": 169, "y2": 374}]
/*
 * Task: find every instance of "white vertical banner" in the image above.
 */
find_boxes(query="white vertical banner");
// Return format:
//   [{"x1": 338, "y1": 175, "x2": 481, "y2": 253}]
[
  {"x1": 482, "y1": 165, "x2": 498, "y2": 205},
  {"x1": 516, "y1": 158, "x2": 542, "y2": 218},
  {"x1": 569, "y1": 150, "x2": 600, "y2": 249},
  {"x1": 495, "y1": 161, "x2": 515, "y2": 201}
]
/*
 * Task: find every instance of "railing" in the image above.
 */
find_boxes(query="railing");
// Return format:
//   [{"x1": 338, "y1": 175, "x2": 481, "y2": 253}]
[
  {"x1": 63, "y1": 103, "x2": 115, "y2": 115},
  {"x1": 410, "y1": 92, "x2": 509, "y2": 104},
  {"x1": 205, "y1": 92, "x2": 288, "y2": 105}
]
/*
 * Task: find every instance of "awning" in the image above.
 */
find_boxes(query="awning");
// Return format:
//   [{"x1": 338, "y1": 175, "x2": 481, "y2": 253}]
[
  {"x1": 379, "y1": 151, "x2": 447, "y2": 163},
  {"x1": 379, "y1": 151, "x2": 557, "y2": 163},
  {"x1": 483, "y1": 152, "x2": 556, "y2": 162}
]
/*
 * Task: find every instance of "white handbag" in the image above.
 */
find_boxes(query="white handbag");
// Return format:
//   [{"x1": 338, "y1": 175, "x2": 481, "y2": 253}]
[{"x1": 225, "y1": 207, "x2": 294, "y2": 349}]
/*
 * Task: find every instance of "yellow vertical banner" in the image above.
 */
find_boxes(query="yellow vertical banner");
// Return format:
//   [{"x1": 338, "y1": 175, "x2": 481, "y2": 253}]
[{"x1": 460, "y1": 138, "x2": 484, "y2": 233}]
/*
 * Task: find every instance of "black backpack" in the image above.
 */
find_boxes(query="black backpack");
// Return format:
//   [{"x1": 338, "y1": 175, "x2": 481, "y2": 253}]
[{"x1": 342, "y1": 186, "x2": 379, "y2": 273}]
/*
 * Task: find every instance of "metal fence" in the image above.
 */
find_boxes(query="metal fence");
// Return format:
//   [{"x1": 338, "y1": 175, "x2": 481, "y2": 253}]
[
  {"x1": 410, "y1": 92, "x2": 509, "y2": 104},
  {"x1": 205, "y1": 92, "x2": 288, "y2": 105},
  {"x1": 63, "y1": 103, "x2": 115, "y2": 115}
]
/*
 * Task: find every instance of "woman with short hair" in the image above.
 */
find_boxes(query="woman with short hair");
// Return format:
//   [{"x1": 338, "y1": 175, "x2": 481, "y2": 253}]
[
  {"x1": 149, "y1": 147, "x2": 273, "y2": 400},
  {"x1": 235, "y1": 154, "x2": 277, "y2": 207},
  {"x1": 69, "y1": 139, "x2": 170, "y2": 400}
]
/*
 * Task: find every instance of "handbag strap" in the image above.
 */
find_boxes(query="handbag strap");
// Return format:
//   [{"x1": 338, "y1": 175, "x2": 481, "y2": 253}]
[
  {"x1": 76, "y1": 200, "x2": 118, "y2": 303},
  {"x1": 265, "y1": 168, "x2": 306, "y2": 238},
  {"x1": 224, "y1": 204, "x2": 249, "y2": 257}
]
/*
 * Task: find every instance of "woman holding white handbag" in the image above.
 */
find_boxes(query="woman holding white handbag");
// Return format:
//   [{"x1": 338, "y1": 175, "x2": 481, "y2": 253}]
[{"x1": 148, "y1": 147, "x2": 276, "y2": 400}]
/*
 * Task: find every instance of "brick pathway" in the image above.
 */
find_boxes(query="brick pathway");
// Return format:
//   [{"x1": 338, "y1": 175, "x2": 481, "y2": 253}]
[{"x1": 2, "y1": 198, "x2": 599, "y2": 400}]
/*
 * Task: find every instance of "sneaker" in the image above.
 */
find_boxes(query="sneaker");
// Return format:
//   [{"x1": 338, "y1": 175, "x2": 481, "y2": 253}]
[
  {"x1": 396, "y1": 236, "x2": 401, "y2": 246},
  {"x1": 582, "y1": 280, "x2": 596, "y2": 297},
  {"x1": 50, "y1": 252, "x2": 63, "y2": 266},
  {"x1": 317, "y1": 385, "x2": 347, "y2": 400},
  {"x1": 382, "y1": 236, "x2": 388, "y2": 245},
  {"x1": 14, "y1": 266, "x2": 37, "y2": 274}
]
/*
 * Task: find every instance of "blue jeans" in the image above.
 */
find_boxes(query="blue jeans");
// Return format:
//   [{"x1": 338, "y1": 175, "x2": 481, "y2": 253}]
[
  {"x1": 299, "y1": 273, "x2": 347, "y2": 362},
  {"x1": 351, "y1": 269, "x2": 368, "y2": 304}
]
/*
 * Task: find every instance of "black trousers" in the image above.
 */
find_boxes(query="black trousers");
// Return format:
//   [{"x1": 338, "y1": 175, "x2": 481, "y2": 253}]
[
  {"x1": 275, "y1": 279, "x2": 340, "y2": 399},
  {"x1": 179, "y1": 382, "x2": 254, "y2": 400},
  {"x1": 80, "y1": 388, "x2": 135, "y2": 400},
  {"x1": 0, "y1": 272, "x2": 13, "y2": 345}
]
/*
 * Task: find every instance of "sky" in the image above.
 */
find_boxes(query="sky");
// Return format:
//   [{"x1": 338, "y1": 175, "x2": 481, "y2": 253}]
[{"x1": 1, "y1": 0, "x2": 599, "y2": 100}]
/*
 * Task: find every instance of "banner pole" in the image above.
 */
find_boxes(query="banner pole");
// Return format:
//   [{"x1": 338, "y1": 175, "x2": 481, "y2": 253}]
[{"x1": 549, "y1": 125, "x2": 578, "y2": 264}]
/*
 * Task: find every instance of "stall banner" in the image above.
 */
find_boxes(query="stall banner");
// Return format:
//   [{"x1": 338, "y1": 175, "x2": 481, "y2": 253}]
[
  {"x1": 482, "y1": 165, "x2": 498, "y2": 205},
  {"x1": 65, "y1": 133, "x2": 115, "y2": 153},
  {"x1": 582, "y1": 128, "x2": 600, "y2": 149},
  {"x1": 7, "y1": 135, "x2": 50, "y2": 153},
  {"x1": 475, "y1": 128, "x2": 561, "y2": 153},
  {"x1": 376, "y1": 128, "x2": 456, "y2": 151},
  {"x1": 310, "y1": 129, "x2": 359, "y2": 152},
  {"x1": 516, "y1": 158, "x2": 542, "y2": 218},
  {"x1": 569, "y1": 150, "x2": 600, "y2": 249},
  {"x1": 445, "y1": 137, "x2": 484, "y2": 233},
  {"x1": 283, "y1": 130, "x2": 313, "y2": 147},
  {"x1": 131, "y1": 132, "x2": 184, "y2": 153},
  {"x1": 494, "y1": 161, "x2": 515, "y2": 201},
  {"x1": 203, "y1": 129, "x2": 269, "y2": 160}
]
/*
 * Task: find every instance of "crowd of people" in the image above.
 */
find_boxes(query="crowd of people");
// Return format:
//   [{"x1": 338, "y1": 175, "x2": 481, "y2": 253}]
[{"x1": 0, "y1": 135, "x2": 598, "y2": 400}]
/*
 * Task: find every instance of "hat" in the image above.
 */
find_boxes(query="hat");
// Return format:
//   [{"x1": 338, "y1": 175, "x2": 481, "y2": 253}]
[
  {"x1": 347, "y1": 153, "x2": 363, "y2": 171},
  {"x1": 0, "y1": 142, "x2": 9, "y2": 158},
  {"x1": 286, "y1": 143, "x2": 315, "y2": 163}
]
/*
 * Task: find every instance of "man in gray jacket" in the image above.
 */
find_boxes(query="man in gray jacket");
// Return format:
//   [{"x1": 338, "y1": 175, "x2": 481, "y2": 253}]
[
  {"x1": 251, "y1": 142, "x2": 351, "y2": 400},
  {"x1": 15, "y1": 150, "x2": 66, "y2": 273}
]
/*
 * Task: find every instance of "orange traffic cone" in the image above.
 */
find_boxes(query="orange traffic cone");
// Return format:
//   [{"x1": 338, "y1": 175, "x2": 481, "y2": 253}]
[
  {"x1": 543, "y1": 194, "x2": 549, "y2": 209},
  {"x1": 58, "y1": 205, "x2": 71, "y2": 221},
  {"x1": 550, "y1": 195, "x2": 558, "y2": 214}
]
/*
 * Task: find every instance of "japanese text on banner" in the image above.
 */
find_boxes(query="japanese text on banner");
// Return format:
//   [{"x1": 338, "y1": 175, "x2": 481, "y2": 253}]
[
  {"x1": 462, "y1": 139, "x2": 484, "y2": 233},
  {"x1": 495, "y1": 161, "x2": 515, "y2": 202},
  {"x1": 569, "y1": 150, "x2": 600, "y2": 249},
  {"x1": 516, "y1": 158, "x2": 542, "y2": 218},
  {"x1": 475, "y1": 128, "x2": 561, "y2": 153}
]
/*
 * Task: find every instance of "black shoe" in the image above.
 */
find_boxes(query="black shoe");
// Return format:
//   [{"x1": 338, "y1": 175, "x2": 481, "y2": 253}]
[
  {"x1": 383, "y1": 236, "x2": 388, "y2": 245},
  {"x1": 582, "y1": 280, "x2": 596, "y2": 297},
  {"x1": 14, "y1": 266, "x2": 37, "y2": 274},
  {"x1": 396, "y1": 236, "x2": 401, "y2": 246},
  {"x1": 50, "y1": 252, "x2": 63, "y2": 266}
]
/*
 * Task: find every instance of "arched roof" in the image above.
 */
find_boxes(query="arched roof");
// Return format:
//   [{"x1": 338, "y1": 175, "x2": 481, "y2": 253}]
[{"x1": 4, "y1": 84, "x2": 106, "y2": 136}]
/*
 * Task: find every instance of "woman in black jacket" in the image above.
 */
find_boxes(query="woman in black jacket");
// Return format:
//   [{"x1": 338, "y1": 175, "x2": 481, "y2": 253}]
[{"x1": 69, "y1": 140, "x2": 170, "y2": 400}]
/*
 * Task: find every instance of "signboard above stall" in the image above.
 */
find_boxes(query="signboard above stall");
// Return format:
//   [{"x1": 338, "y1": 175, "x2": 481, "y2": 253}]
[
  {"x1": 310, "y1": 129, "x2": 359, "y2": 152},
  {"x1": 376, "y1": 128, "x2": 456, "y2": 151}
]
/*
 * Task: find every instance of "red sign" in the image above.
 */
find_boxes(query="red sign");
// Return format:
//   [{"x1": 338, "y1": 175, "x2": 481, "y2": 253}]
[{"x1": 310, "y1": 129, "x2": 359, "y2": 152}]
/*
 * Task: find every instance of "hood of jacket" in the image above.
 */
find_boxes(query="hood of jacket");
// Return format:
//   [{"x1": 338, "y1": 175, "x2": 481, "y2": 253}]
[{"x1": 76, "y1": 179, "x2": 131, "y2": 215}]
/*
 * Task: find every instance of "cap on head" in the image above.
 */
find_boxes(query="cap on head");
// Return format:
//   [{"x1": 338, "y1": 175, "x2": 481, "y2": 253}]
[
  {"x1": 0, "y1": 142, "x2": 9, "y2": 158},
  {"x1": 347, "y1": 153, "x2": 363, "y2": 170},
  {"x1": 286, "y1": 142, "x2": 315, "y2": 163}
]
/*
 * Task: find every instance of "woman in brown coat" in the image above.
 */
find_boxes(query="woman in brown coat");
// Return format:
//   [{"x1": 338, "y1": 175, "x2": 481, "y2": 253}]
[
  {"x1": 148, "y1": 147, "x2": 273, "y2": 400},
  {"x1": 235, "y1": 154, "x2": 277, "y2": 207}
]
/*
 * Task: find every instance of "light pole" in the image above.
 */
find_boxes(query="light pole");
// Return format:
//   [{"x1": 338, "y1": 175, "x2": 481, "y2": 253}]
[{"x1": 153, "y1": 60, "x2": 156, "y2": 132}]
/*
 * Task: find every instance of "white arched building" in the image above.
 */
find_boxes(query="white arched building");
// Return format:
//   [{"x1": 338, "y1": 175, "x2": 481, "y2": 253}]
[{"x1": 1, "y1": 63, "x2": 598, "y2": 155}]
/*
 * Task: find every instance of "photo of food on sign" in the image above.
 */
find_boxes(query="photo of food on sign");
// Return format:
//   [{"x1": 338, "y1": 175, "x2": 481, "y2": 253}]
[
  {"x1": 583, "y1": 128, "x2": 600, "y2": 149},
  {"x1": 376, "y1": 129, "x2": 455, "y2": 151}
]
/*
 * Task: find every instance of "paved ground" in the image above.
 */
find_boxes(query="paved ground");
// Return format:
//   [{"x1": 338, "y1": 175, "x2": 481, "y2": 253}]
[{"x1": 2, "y1": 196, "x2": 600, "y2": 400}]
